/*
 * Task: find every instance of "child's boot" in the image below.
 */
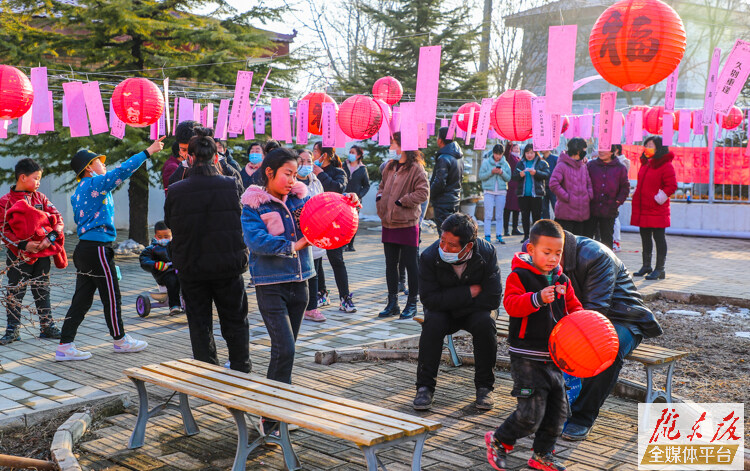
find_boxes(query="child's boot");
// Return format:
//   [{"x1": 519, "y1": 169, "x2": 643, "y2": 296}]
[
  {"x1": 528, "y1": 451, "x2": 566, "y2": 471},
  {"x1": 0, "y1": 327, "x2": 20, "y2": 345},
  {"x1": 484, "y1": 431, "x2": 511, "y2": 471}
]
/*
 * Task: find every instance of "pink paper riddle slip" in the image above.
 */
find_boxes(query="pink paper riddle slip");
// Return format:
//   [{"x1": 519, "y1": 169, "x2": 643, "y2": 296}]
[
  {"x1": 215, "y1": 99, "x2": 230, "y2": 140},
  {"x1": 31, "y1": 67, "x2": 51, "y2": 125},
  {"x1": 228, "y1": 71, "x2": 253, "y2": 133},
  {"x1": 415, "y1": 46, "x2": 441, "y2": 125},
  {"x1": 545, "y1": 25, "x2": 577, "y2": 115},
  {"x1": 62, "y1": 82, "x2": 89, "y2": 138},
  {"x1": 82, "y1": 81, "x2": 109, "y2": 135},
  {"x1": 473, "y1": 98, "x2": 494, "y2": 151},
  {"x1": 713, "y1": 40, "x2": 750, "y2": 117},
  {"x1": 702, "y1": 47, "x2": 722, "y2": 126},
  {"x1": 296, "y1": 100, "x2": 309, "y2": 145}
]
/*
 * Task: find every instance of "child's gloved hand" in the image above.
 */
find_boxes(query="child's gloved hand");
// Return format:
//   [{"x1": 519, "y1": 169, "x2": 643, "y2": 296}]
[
  {"x1": 539, "y1": 286, "x2": 556, "y2": 304},
  {"x1": 155, "y1": 261, "x2": 169, "y2": 271}
]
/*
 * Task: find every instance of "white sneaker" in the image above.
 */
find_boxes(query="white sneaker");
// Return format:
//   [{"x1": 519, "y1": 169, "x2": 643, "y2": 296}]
[
  {"x1": 55, "y1": 343, "x2": 92, "y2": 361},
  {"x1": 113, "y1": 334, "x2": 148, "y2": 353}
]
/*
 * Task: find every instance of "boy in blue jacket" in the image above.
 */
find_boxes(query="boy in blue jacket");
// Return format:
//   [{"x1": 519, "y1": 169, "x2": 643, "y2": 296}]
[
  {"x1": 139, "y1": 220, "x2": 182, "y2": 315},
  {"x1": 56, "y1": 138, "x2": 165, "y2": 361}
]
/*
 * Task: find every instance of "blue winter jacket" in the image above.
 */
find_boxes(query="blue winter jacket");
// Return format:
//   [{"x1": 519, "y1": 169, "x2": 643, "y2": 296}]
[
  {"x1": 241, "y1": 182, "x2": 314, "y2": 285},
  {"x1": 479, "y1": 156, "x2": 511, "y2": 192}
]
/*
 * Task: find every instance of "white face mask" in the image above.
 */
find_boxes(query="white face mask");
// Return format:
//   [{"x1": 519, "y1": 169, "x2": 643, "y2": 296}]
[{"x1": 388, "y1": 150, "x2": 398, "y2": 160}]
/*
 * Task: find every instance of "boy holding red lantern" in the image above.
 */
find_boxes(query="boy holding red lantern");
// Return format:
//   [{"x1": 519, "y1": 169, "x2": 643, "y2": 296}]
[{"x1": 485, "y1": 219, "x2": 583, "y2": 471}]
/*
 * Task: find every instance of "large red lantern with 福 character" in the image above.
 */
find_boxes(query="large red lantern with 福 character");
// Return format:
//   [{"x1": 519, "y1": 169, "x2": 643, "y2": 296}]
[
  {"x1": 716, "y1": 106, "x2": 743, "y2": 130},
  {"x1": 303, "y1": 92, "x2": 337, "y2": 136},
  {"x1": 372, "y1": 76, "x2": 403, "y2": 106},
  {"x1": 491, "y1": 89, "x2": 536, "y2": 141},
  {"x1": 549, "y1": 310, "x2": 619, "y2": 378},
  {"x1": 112, "y1": 78, "x2": 164, "y2": 127},
  {"x1": 0, "y1": 65, "x2": 34, "y2": 120},
  {"x1": 337, "y1": 95, "x2": 382, "y2": 140},
  {"x1": 300, "y1": 192, "x2": 359, "y2": 250},
  {"x1": 589, "y1": 0, "x2": 686, "y2": 92}
]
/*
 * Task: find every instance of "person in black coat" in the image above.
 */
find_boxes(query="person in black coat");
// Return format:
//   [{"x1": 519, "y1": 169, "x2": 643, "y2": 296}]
[
  {"x1": 344, "y1": 145, "x2": 371, "y2": 252},
  {"x1": 164, "y1": 130, "x2": 251, "y2": 373},
  {"x1": 139, "y1": 221, "x2": 182, "y2": 314},
  {"x1": 312, "y1": 142, "x2": 357, "y2": 313},
  {"x1": 215, "y1": 138, "x2": 242, "y2": 173},
  {"x1": 430, "y1": 127, "x2": 464, "y2": 236},
  {"x1": 413, "y1": 213, "x2": 502, "y2": 411}
]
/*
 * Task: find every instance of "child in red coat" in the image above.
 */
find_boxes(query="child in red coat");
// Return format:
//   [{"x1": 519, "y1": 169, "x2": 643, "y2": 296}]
[{"x1": 0, "y1": 159, "x2": 65, "y2": 344}]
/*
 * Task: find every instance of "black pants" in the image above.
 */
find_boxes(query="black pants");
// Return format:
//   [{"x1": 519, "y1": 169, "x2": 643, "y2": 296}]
[
  {"x1": 494, "y1": 356, "x2": 570, "y2": 455},
  {"x1": 640, "y1": 227, "x2": 667, "y2": 269},
  {"x1": 307, "y1": 259, "x2": 321, "y2": 311},
  {"x1": 433, "y1": 204, "x2": 458, "y2": 236},
  {"x1": 256, "y1": 282, "x2": 308, "y2": 384},
  {"x1": 416, "y1": 310, "x2": 497, "y2": 392},
  {"x1": 61, "y1": 241, "x2": 124, "y2": 343},
  {"x1": 383, "y1": 243, "x2": 418, "y2": 297},
  {"x1": 503, "y1": 209, "x2": 519, "y2": 233},
  {"x1": 556, "y1": 218, "x2": 587, "y2": 236},
  {"x1": 154, "y1": 271, "x2": 181, "y2": 308},
  {"x1": 5, "y1": 253, "x2": 52, "y2": 330},
  {"x1": 325, "y1": 247, "x2": 350, "y2": 299},
  {"x1": 518, "y1": 196, "x2": 543, "y2": 239},
  {"x1": 542, "y1": 192, "x2": 557, "y2": 220},
  {"x1": 314, "y1": 257, "x2": 326, "y2": 295},
  {"x1": 587, "y1": 217, "x2": 616, "y2": 250},
  {"x1": 180, "y1": 274, "x2": 250, "y2": 373}
]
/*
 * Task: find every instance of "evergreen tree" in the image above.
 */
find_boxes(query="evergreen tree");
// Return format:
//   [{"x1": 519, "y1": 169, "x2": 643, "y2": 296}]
[{"x1": 0, "y1": 0, "x2": 298, "y2": 243}]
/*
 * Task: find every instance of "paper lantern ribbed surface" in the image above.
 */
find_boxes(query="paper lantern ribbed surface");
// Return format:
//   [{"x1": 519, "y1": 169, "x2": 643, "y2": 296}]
[
  {"x1": 300, "y1": 192, "x2": 359, "y2": 250},
  {"x1": 337, "y1": 95, "x2": 382, "y2": 140},
  {"x1": 490, "y1": 90, "x2": 536, "y2": 141},
  {"x1": 643, "y1": 106, "x2": 674, "y2": 135},
  {"x1": 589, "y1": 0, "x2": 686, "y2": 92},
  {"x1": 716, "y1": 106, "x2": 743, "y2": 130},
  {"x1": 372, "y1": 76, "x2": 403, "y2": 106},
  {"x1": 0, "y1": 65, "x2": 34, "y2": 120},
  {"x1": 549, "y1": 310, "x2": 620, "y2": 378},
  {"x1": 303, "y1": 92, "x2": 337, "y2": 136},
  {"x1": 112, "y1": 78, "x2": 164, "y2": 127},
  {"x1": 455, "y1": 102, "x2": 481, "y2": 133}
]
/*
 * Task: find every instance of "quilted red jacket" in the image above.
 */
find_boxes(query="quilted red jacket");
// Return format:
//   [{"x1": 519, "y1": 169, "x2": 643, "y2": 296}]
[{"x1": 630, "y1": 152, "x2": 678, "y2": 228}]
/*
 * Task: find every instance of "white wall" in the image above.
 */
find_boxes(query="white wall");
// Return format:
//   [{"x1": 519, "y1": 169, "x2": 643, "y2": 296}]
[{"x1": 620, "y1": 201, "x2": 750, "y2": 238}]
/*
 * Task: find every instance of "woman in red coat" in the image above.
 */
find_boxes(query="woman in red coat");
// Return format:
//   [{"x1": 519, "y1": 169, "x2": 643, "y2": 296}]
[{"x1": 630, "y1": 136, "x2": 677, "y2": 280}]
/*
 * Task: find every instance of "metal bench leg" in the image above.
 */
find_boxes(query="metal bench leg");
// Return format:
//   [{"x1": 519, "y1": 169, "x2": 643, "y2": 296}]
[
  {"x1": 411, "y1": 432, "x2": 428, "y2": 471},
  {"x1": 265, "y1": 422, "x2": 301, "y2": 471},
  {"x1": 664, "y1": 362, "x2": 676, "y2": 404},
  {"x1": 178, "y1": 393, "x2": 200, "y2": 436},
  {"x1": 445, "y1": 334, "x2": 462, "y2": 367},
  {"x1": 128, "y1": 378, "x2": 150, "y2": 449},
  {"x1": 362, "y1": 447, "x2": 387, "y2": 471}
]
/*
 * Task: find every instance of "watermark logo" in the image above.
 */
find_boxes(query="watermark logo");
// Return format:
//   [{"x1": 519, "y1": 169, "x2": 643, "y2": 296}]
[{"x1": 638, "y1": 403, "x2": 744, "y2": 470}]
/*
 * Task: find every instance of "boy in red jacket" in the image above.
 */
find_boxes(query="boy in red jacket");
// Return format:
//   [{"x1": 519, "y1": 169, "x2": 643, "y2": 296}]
[
  {"x1": 485, "y1": 219, "x2": 583, "y2": 471},
  {"x1": 0, "y1": 159, "x2": 63, "y2": 344}
]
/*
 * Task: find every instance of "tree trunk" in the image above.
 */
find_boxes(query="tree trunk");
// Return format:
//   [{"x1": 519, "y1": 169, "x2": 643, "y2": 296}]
[
  {"x1": 479, "y1": 0, "x2": 492, "y2": 75},
  {"x1": 128, "y1": 165, "x2": 149, "y2": 245}
]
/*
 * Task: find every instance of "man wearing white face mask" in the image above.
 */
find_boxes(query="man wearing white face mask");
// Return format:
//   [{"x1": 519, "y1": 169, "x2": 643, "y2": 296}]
[{"x1": 413, "y1": 213, "x2": 502, "y2": 411}]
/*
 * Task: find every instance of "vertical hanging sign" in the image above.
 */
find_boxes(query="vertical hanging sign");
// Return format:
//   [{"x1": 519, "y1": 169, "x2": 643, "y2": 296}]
[
  {"x1": 414, "y1": 46, "x2": 441, "y2": 125},
  {"x1": 545, "y1": 25, "x2": 577, "y2": 115},
  {"x1": 228, "y1": 71, "x2": 253, "y2": 133},
  {"x1": 296, "y1": 100, "x2": 309, "y2": 145},
  {"x1": 598, "y1": 92, "x2": 617, "y2": 151},
  {"x1": 702, "y1": 47, "x2": 722, "y2": 126}
]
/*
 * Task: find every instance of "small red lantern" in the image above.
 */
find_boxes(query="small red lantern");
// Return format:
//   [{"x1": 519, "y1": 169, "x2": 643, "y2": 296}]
[
  {"x1": 643, "y1": 106, "x2": 675, "y2": 135},
  {"x1": 337, "y1": 95, "x2": 382, "y2": 140},
  {"x1": 491, "y1": 90, "x2": 536, "y2": 141},
  {"x1": 372, "y1": 76, "x2": 403, "y2": 106},
  {"x1": 549, "y1": 310, "x2": 619, "y2": 378},
  {"x1": 300, "y1": 192, "x2": 359, "y2": 250},
  {"x1": 0, "y1": 65, "x2": 34, "y2": 120},
  {"x1": 560, "y1": 116, "x2": 570, "y2": 134},
  {"x1": 303, "y1": 92, "x2": 337, "y2": 136},
  {"x1": 589, "y1": 0, "x2": 686, "y2": 92},
  {"x1": 716, "y1": 106, "x2": 743, "y2": 130},
  {"x1": 112, "y1": 78, "x2": 164, "y2": 127},
  {"x1": 455, "y1": 102, "x2": 481, "y2": 133}
]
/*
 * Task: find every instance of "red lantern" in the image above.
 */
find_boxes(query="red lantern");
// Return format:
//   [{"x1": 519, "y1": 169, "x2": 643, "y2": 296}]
[
  {"x1": 549, "y1": 310, "x2": 620, "y2": 378},
  {"x1": 560, "y1": 116, "x2": 570, "y2": 134},
  {"x1": 0, "y1": 65, "x2": 34, "y2": 120},
  {"x1": 589, "y1": 0, "x2": 686, "y2": 92},
  {"x1": 716, "y1": 106, "x2": 743, "y2": 130},
  {"x1": 303, "y1": 92, "x2": 337, "y2": 136},
  {"x1": 112, "y1": 78, "x2": 164, "y2": 127},
  {"x1": 455, "y1": 102, "x2": 481, "y2": 133},
  {"x1": 337, "y1": 95, "x2": 382, "y2": 140},
  {"x1": 372, "y1": 76, "x2": 403, "y2": 106},
  {"x1": 491, "y1": 89, "x2": 536, "y2": 141},
  {"x1": 300, "y1": 192, "x2": 359, "y2": 250},
  {"x1": 643, "y1": 106, "x2": 676, "y2": 135}
]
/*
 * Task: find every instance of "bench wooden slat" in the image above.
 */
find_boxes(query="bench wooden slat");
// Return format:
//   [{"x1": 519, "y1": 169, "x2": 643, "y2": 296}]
[
  {"x1": 125, "y1": 367, "x2": 390, "y2": 446},
  {"x1": 175, "y1": 358, "x2": 441, "y2": 432},
  {"x1": 152, "y1": 362, "x2": 427, "y2": 437}
]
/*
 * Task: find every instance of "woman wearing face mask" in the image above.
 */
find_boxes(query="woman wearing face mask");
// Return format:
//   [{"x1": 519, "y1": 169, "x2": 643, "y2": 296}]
[
  {"x1": 312, "y1": 141, "x2": 357, "y2": 313},
  {"x1": 296, "y1": 150, "x2": 327, "y2": 323},
  {"x1": 631, "y1": 136, "x2": 677, "y2": 280},
  {"x1": 511, "y1": 144, "x2": 550, "y2": 242},
  {"x1": 479, "y1": 144, "x2": 511, "y2": 244},
  {"x1": 376, "y1": 132, "x2": 429, "y2": 319},
  {"x1": 344, "y1": 145, "x2": 371, "y2": 252},
  {"x1": 503, "y1": 143, "x2": 522, "y2": 236},
  {"x1": 549, "y1": 137, "x2": 594, "y2": 236},
  {"x1": 241, "y1": 142, "x2": 264, "y2": 189}
]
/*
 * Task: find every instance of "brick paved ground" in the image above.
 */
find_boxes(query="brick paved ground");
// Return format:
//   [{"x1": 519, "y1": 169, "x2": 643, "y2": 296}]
[{"x1": 0, "y1": 225, "x2": 746, "y2": 469}]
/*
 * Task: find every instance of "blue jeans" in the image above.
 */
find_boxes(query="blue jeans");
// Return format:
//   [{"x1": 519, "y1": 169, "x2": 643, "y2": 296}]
[
  {"x1": 256, "y1": 282, "x2": 308, "y2": 384},
  {"x1": 483, "y1": 193, "x2": 506, "y2": 237},
  {"x1": 568, "y1": 322, "x2": 642, "y2": 428}
]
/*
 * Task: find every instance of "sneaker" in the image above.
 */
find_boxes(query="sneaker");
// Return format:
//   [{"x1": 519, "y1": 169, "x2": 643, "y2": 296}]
[
  {"x1": 0, "y1": 329, "x2": 20, "y2": 345},
  {"x1": 613, "y1": 240, "x2": 621, "y2": 252},
  {"x1": 339, "y1": 295, "x2": 357, "y2": 313},
  {"x1": 55, "y1": 343, "x2": 92, "y2": 361},
  {"x1": 304, "y1": 309, "x2": 326, "y2": 322},
  {"x1": 561, "y1": 422, "x2": 591, "y2": 441},
  {"x1": 224, "y1": 360, "x2": 231, "y2": 369},
  {"x1": 528, "y1": 451, "x2": 566, "y2": 471},
  {"x1": 40, "y1": 324, "x2": 61, "y2": 339},
  {"x1": 475, "y1": 387, "x2": 494, "y2": 410},
  {"x1": 511, "y1": 229, "x2": 523, "y2": 236},
  {"x1": 496, "y1": 236, "x2": 506, "y2": 245},
  {"x1": 317, "y1": 291, "x2": 330, "y2": 307},
  {"x1": 484, "y1": 431, "x2": 510, "y2": 471},
  {"x1": 113, "y1": 334, "x2": 148, "y2": 353},
  {"x1": 485, "y1": 235, "x2": 492, "y2": 242},
  {"x1": 169, "y1": 306, "x2": 183, "y2": 316},
  {"x1": 412, "y1": 386, "x2": 433, "y2": 411}
]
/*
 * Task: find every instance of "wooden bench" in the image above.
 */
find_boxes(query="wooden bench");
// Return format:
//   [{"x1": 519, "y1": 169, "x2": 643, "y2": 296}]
[
  {"x1": 416, "y1": 314, "x2": 688, "y2": 404},
  {"x1": 124, "y1": 358, "x2": 441, "y2": 471}
]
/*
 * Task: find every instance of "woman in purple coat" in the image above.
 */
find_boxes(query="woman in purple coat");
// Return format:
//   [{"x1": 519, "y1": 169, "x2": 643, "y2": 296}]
[
  {"x1": 549, "y1": 138, "x2": 593, "y2": 236},
  {"x1": 586, "y1": 145, "x2": 630, "y2": 250},
  {"x1": 502, "y1": 143, "x2": 522, "y2": 236}
]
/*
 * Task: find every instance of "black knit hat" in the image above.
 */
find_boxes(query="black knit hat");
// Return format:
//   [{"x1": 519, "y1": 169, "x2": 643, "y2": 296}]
[{"x1": 71, "y1": 149, "x2": 105, "y2": 179}]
